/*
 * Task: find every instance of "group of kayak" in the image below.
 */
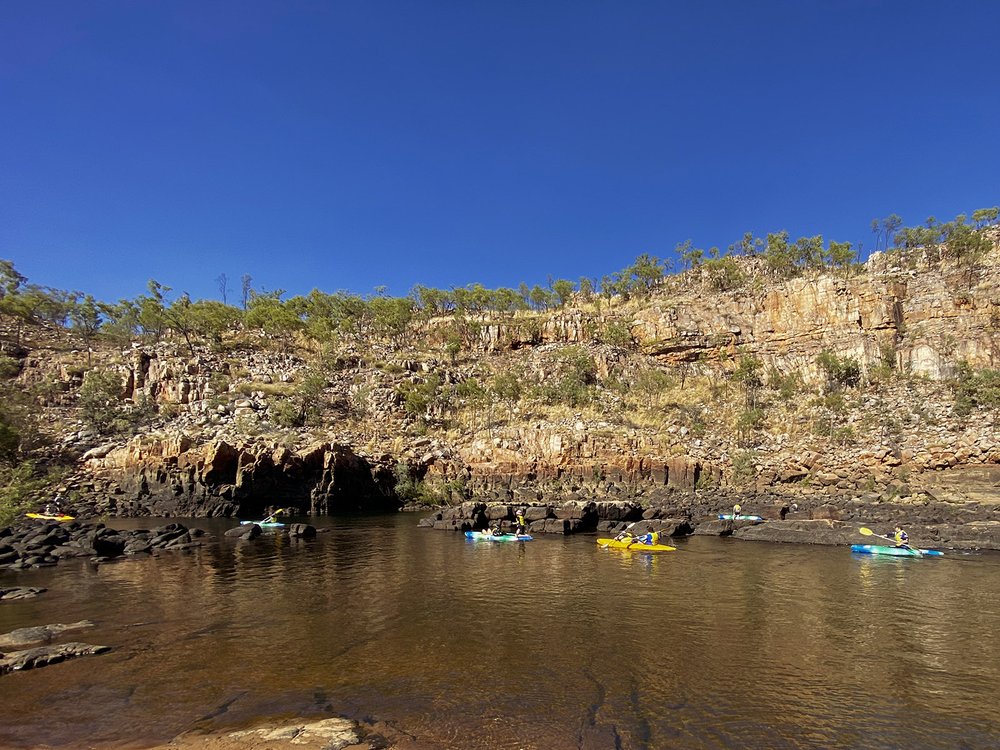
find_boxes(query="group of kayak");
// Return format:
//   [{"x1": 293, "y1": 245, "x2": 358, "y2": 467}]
[
  {"x1": 468, "y1": 507, "x2": 944, "y2": 558},
  {"x1": 24, "y1": 499, "x2": 943, "y2": 557}
]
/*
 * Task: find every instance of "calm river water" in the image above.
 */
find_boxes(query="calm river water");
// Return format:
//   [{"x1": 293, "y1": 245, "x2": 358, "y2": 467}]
[{"x1": 1, "y1": 513, "x2": 998, "y2": 749}]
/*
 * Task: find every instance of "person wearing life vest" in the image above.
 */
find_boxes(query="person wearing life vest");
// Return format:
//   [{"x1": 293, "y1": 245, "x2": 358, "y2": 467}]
[
  {"x1": 515, "y1": 508, "x2": 528, "y2": 535},
  {"x1": 732, "y1": 503, "x2": 742, "y2": 518},
  {"x1": 634, "y1": 526, "x2": 660, "y2": 546},
  {"x1": 262, "y1": 508, "x2": 284, "y2": 524},
  {"x1": 892, "y1": 526, "x2": 909, "y2": 547}
]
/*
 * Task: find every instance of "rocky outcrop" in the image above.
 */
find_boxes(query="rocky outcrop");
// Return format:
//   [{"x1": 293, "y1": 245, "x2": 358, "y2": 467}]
[
  {"x1": 0, "y1": 520, "x2": 207, "y2": 570},
  {"x1": 0, "y1": 642, "x2": 111, "y2": 675},
  {"x1": 77, "y1": 436, "x2": 398, "y2": 518}
]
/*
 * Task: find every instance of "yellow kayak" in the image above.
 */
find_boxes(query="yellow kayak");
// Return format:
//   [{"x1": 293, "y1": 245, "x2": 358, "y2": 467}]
[
  {"x1": 597, "y1": 538, "x2": 676, "y2": 552},
  {"x1": 27, "y1": 512, "x2": 75, "y2": 522}
]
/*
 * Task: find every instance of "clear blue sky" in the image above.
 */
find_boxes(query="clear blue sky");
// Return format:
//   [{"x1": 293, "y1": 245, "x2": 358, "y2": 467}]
[{"x1": 2, "y1": 1, "x2": 998, "y2": 305}]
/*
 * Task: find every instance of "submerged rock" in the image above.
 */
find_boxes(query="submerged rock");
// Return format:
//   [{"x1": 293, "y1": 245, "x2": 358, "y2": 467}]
[{"x1": 0, "y1": 620, "x2": 95, "y2": 648}]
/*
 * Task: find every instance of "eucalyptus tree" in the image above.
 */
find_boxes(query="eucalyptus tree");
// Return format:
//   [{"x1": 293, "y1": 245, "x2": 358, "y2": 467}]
[
  {"x1": 244, "y1": 290, "x2": 304, "y2": 349},
  {"x1": 551, "y1": 278, "x2": 576, "y2": 308},
  {"x1": 972, "y1": 206, "x2": 999, "y2": 228},
  {"x1": 369, "y1": 294, "x2": 415, "y2": 348},
  {"x1": 69, "y1": 294, "x2": 103, "y2": 363},
  {"x1": 827, "y1": 241, "x2": 857, "y2": 276},
  {"x1": 764, "y1": 231, "x2": 794, "y2": 278}
]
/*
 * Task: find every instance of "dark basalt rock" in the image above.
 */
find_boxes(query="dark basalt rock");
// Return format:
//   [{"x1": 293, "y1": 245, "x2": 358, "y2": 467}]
[
  {"x1": 225, "y1": 523, "x2": 261, "y2": 539},
  {"x1": 0, "y1": 520, "x2": 209, "y2": 571}
]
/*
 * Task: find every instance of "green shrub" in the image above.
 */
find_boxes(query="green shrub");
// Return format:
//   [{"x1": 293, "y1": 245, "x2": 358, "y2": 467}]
[
  {"x1": 0, "y1": 355, "x2": 21, "y2": 379},
  {"x1": 951, "y1": 362, "x2": 1000, "y2": 417},
  {"x1": 817, "y1": 350, "x2": 861, "y2": 389}
]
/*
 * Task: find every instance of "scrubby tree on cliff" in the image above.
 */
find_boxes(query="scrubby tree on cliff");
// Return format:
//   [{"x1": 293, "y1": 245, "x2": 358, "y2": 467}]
[
  {"x1": 703, "y1": 252, "x2": 745, "y2": 291},
  {"x1": 827, "y1": 240, "x2": 857, "y2": 276},
  {"x1": 729, "y1": 231, "x2": 763, "y2": 257},
  {"x1": 78, "y1": 369, "x2": 153, "y2": 435},
  {"x1": 240, "y1": 274, "x2": 253, "y2": 309},
  {"x1": 551, "y1": 279, "x2": 576, "y2": 308},
  {"x1": 244, "y1": 290, "x2": 304, "y2": 349},
  {"x1": 763, "y1": 231, "x2": 794, "y2": 278},
  {"x1": 951, "y1": 361, "x2": 1000, "y2": 418},
  {"x1": 369, "y1": 294, "x2": 414, "y2": 348},
  {"x1": 972, "y1": 206, "x2": 999, "y2": 228},
  {"x1": 626, "y1": 253, "x2": 666, "y2": 295},
  {"x1": 817, "y1": 350, "x2": 861, "y2": 391},
  {"x1": 942, "y1": 215, "x2": 993, "y2": 281},
  {"x1": 69, "y1": 293, "x2": 103, "y2": 363},
  {"x1": 871, "y1": 214, "x2": 903, "y2": 252}
]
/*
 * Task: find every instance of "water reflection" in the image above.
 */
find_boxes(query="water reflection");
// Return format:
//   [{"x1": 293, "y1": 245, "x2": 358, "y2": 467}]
[{"x1": 0, "y1": 516, "x2": 998, "y2": 749}]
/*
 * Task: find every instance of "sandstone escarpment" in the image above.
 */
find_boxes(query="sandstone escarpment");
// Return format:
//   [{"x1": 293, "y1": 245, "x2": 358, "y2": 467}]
[{"x1": 5, "y1": 239, "x2": 1000, "y2": 528}]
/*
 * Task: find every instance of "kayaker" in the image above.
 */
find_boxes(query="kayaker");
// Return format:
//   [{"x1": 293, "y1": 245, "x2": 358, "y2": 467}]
[
  {"x1": 732, "y1": 503, "x2": 742, "y2": 518},
  {"x1": 262, "y1": 508, "x2": 284, "y2": 524},
  {"x1": 892, "y1": 526, "x2": 909, "y2": 547},
  {"x1": 515, "y1": 508, "x2": 528, "y2": 535},
  {"x1": 634, "y1": 526, "x2": 660, "y2": 546}
]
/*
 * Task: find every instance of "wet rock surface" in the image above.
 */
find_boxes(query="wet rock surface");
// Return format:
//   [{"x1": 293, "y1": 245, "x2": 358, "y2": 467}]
[
  {"x1": 0, "y1": 519, "x2": 207, "y2": 571},
  {"x1": 0, "y1": 641, "x2": 111, "y2": 675}
]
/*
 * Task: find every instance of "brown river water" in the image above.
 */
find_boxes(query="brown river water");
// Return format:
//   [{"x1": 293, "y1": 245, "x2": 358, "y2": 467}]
[{"x1": 1, "y1": 513, "x2": 998, "y2": 749}]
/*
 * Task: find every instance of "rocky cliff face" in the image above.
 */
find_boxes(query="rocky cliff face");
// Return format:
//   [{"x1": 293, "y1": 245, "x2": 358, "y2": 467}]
[
  {"x1": 8, "y1": 243, "x2": 1000, "y2": 521},
  {"x1": 77, "y1": 436, "x2": 397, "y2": 518}
]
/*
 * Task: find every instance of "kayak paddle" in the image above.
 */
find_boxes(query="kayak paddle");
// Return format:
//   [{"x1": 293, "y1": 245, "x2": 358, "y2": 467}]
[{"x1": 602, "y1": 522, "x2": 636, "y2": 548}]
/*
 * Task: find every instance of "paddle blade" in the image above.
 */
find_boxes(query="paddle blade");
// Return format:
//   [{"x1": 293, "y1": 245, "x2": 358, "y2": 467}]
[{"x1": 859, "y1": 527, "x2": 875, "y2": 536}]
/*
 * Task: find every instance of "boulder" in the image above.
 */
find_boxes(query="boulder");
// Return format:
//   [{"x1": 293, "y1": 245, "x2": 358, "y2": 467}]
[{"x1": 225, "y1": 524, "x2": 260, "y2": 539}]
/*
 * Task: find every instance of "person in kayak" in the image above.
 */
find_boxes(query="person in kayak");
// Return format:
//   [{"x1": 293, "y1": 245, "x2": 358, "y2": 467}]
[
  {"x1": 515, "y1": 508, "x2": 528, "y2": 535},
  {"x1": 614, "y1": 523, "x2": 637, "y2": 542},
  {"x1": 262, "y1": 508, "x2": 284, "y2": 524},
  {"x1": 732, "y1": 503, "x2": 742, "y2": 518},
  {"x1": 892, "y1": 526, "x2": 909, "y2": 547},
  {"x1": 633, "y1": 526, "x2": 660, "y2": 545}
]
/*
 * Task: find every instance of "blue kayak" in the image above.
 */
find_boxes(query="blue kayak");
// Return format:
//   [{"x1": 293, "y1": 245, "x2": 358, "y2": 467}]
[
  {"x1": 851, "y1": 544, "x2": 943, "y2": 557},
  {"x1": 718, "y1": 514, "x2": 764, "y2": 521},
  {"x1": 240, "y1": 520, "x2": 287, "y2": 528},
  {"x1": 465, "y1": 531, "x2": 533, "y2": 542}
]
